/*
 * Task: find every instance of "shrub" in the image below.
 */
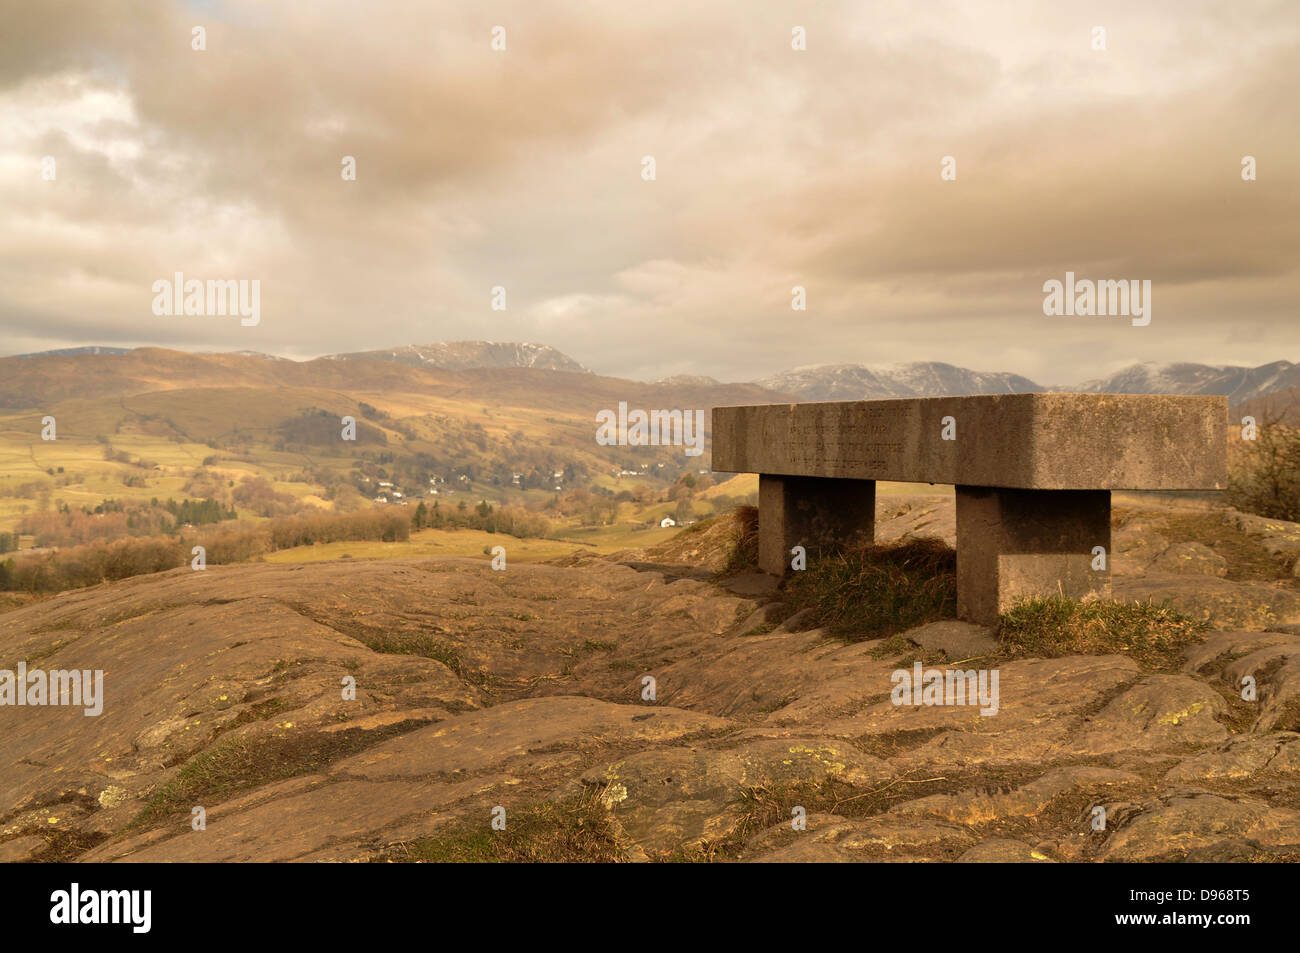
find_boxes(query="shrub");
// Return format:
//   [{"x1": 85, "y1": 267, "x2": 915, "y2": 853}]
[
  {"x1": 198, "y1": 526, "x2": 270, "y2": 565},
  {"x1": 232, "y1": 476, "x2": 300, "y2": 518},
  {"x1": 1226, "y1": 411, "x2": 1300, "y2": 521},
  {"x1": 0, "y1": 508, "x2": 417, "y2": 592},
  {"x1": 1, "y1": 537, "x2": 186, "y2": 592},
  {"x1": 269, "y1": 510, "x2": 409, "y2": 549}
]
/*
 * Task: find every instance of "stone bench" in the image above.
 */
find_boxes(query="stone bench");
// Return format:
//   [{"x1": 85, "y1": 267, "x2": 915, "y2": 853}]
[{"x1": 711, "y1": 393, "x2": 1228, "y2": 625}]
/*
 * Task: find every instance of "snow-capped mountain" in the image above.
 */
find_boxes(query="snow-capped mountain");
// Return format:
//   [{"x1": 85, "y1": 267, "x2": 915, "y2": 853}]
[
  {"x1": 654, "y1": 374, "x2": 722, "y2": 387},
  {"x1": 755, "y1": 362, "x2": 1044, "y2": 401},
  {"x1": 11, "y1": 340, "x2": 1298, "y2": 410},
  {"x1": 1075, "y1": 361, "x2": 1300, "y2": 406},
  {"x1": 753, "y1": 359, "x2": 1300, "y2": 406},
  {"x1": 327, "y1": 341, "x2": 591, "y2": 374},
  {"x1": 13, "y1": 346, "x2": 134, "y2": 359}
]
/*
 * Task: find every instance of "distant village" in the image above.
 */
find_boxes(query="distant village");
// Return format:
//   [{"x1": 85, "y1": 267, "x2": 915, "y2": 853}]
[{"x1": 356, "y1": 459, "x2": 714, "y2": 529}]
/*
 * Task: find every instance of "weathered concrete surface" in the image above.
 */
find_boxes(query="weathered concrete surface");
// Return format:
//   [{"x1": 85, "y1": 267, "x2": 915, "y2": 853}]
[
  {"x1": 956, "y1": 486, "x2": 1111, "y2": 624},
  {"x1": 713, "y1": 393, "x2": 1227, "y2": 491},
  {"x1": 715, "y1": 395, "x2": 1224, "y2": 615},
  {"x1": 757, "y1": 474, "x2": 874, "y2": 574}
]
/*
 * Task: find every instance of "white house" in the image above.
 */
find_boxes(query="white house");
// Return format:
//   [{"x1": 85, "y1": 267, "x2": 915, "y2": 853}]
[{"x1": 660, "y1": 516, "x2": 677, "y2": 528}]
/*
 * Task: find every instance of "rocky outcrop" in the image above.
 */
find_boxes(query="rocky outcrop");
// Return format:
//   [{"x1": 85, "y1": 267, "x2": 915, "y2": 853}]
[{"x1": 2, "y1": 499, "x2": 1300, "y2": 863}]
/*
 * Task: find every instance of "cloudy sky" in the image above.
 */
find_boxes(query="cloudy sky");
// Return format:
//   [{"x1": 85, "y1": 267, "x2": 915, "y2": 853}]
[{"x1": 2, "y1": 0, "x2": 1297, "y2": 384}]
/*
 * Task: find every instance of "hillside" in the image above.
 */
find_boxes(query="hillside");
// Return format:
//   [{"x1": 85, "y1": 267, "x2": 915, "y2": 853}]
[
  {"x1": 0, "y1": 347, "x2": 782, "y2": 412},
  {"x1": 0, "y1": 347, "x2": 785, "y2": 538},
  {"x1": 6, "y1": 346, "x2": 1298, "y2": 409},
  {"x1": 1233, "y1": 386, "x2": 1300, "y2": 426},
  {"x1": 1, "y1": 343, "x2": 1294, "y2": 547}
]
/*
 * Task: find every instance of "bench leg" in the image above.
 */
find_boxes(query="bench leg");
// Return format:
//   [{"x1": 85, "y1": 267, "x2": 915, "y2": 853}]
[
  {"x1": 955, "y1": 486, "x2": 1111, "y2": 626},
  {"x1": 758, "y1": 474, "x2": 876, "y2": 576}
]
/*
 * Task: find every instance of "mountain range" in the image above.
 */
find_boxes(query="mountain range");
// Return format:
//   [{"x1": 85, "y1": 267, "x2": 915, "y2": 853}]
[
  {"x1": 326, "y1": 341, "x2": 591, "y2": 374},
  {"x1": 1073, "y1": 361, "x2": 1300, "y2": 407},
  {"x1": 760, "y1": 359, "x2": 1300, "y2": 407},
  {"x1": 755, "y1": 363, "x2": 1042, "y2": 401},
  {"x1": 7, "y1": 342, "x2": 1299, "y2": 410}
]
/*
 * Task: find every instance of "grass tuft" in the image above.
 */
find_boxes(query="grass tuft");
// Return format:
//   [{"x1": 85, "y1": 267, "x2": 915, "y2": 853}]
[
  {"x1": 378, "y1": 790, "x2": 625, "y2": 862},
  {"x1": 128, "y1": 720, "x2": 424, "y2": 831},
  {"x1": 998, "y1": 595, "x2": 1208, "y2": 670},
  {"x1": 723, "y1": 505, "x2": 760, "y2": 573},
  {"x1": 783, "y1": 537, "x2": 956, "y2": 640}
]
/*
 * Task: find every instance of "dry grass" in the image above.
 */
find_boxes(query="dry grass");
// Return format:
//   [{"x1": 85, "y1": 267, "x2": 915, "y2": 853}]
[
  {"x1": 782, "y1": 537, "x2": 957, "y2": 640},
  {"x1": 998, "y1": 595, "x2": 1209, "y2": 671},
  {"x1": 128, "y1": 720, "x2": 426, "y2": 831},
  {"x1": 378, "y1": 790, "x2": 626, "y2": 863},
  {"x1": 723, "y1": 505, "x2": 760, "y2": 573}
]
